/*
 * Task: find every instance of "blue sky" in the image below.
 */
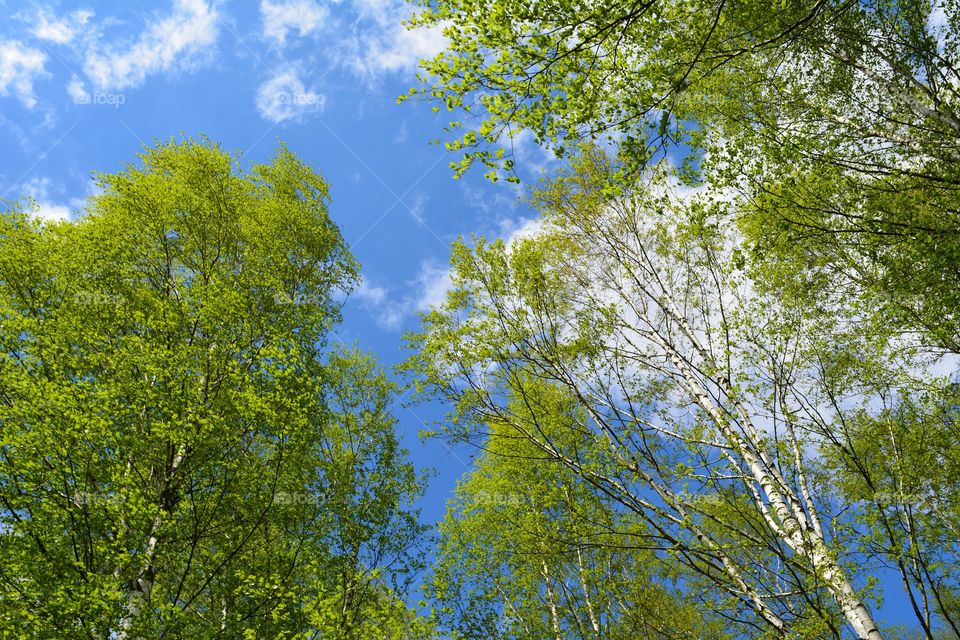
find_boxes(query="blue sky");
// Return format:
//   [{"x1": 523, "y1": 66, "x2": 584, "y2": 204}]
[{"x1": 0, "y1": 0, "x2": 557, "y2": 527}]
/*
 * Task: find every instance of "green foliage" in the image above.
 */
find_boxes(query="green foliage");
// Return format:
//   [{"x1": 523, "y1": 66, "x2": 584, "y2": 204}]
[
  {"x1": 820, "y1": 387, "x2": 960, "y2": 636},
  {"x1": 0, "y1": 139, "x2": 429, "y2": 638},
  {"x1": 406, "y1": 0, "x2": 960, "y2": 352},
  {"x1": 405, "y1": 0, "x2": 960, "y2": 636},
  {"x1": 407, "y1": 148, "x2": 960, "y2": 638},
  {"x1": 739, "y1": 164, "x2": 960, "y2": 353},
  {"x1": 429, "y1": 379, "x2": 730, "y2": 639}
]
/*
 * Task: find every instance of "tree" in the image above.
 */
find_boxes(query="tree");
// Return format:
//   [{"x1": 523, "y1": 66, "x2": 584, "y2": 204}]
[
  {"x1": 407, "y1": 150, "x2": 960, "y2": 639},
  {"x1": 405, "y1": 0, "x2": 960, "y2": 351},
  {"x1": 820, "y1": 389, "x2": 960, "y2": 638},
  {"x1": 429, "y1": 397, "x2": 730, "y2": 639},
  {"x1": 406, "y1": 5, "x2": 960, "y2": 630},
  {"x1": 406, "y1": 0, "x2": 956, "y2": 176},
  {"x1": 0, "y1": 139, "x2": 429, "y2": 639}
]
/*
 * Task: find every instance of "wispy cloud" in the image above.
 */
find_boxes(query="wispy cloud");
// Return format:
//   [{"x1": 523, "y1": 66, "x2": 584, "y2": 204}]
[
  {"x1": 393, "y1": 120, "x2": 408, "y2": 144},
  {"x1": 353, "y1": 277, "x2": 388, "y2": 307},
  {"x1": 19, "y1": 176, "x2": 72, "y2": 222},
  {"x1": 66, "y1": 76, "x2": 87, "y2": 103},
  {"x1": 250, "y1": 0, "x2": 448, "y2": 118},
  {"x1": 413, "y1": 259, "x2": 453, "y2": 312},
  {"x1": 406, "y1": 190, "x2": 427, "y2": 224},
  {"x1": 359, "y1": 24, "x2": 447, "y2": 76},
  {"x1": 341, "y1": 0, "x2": 447, "y2": 81},
  {"x1": 352, "y1": 276, "x2": 406, "y2": 331},
  {"x1": 31, "y1": 9, "x2": 94, "y2": 45},
  {"x1": 460, "y1": 181, "x2": 519, "y2": 220},
  {"x1": 0, "y1": 40, "x2": 47, "y2": 108},
  {"x1": 260, "y1": 0, "x2": 328, "y2": 44},
  {"x1": 500, "y1": 216, "x2": 542, "y2": 248},
  {"x1": 255, "y1": 67, "x2": 326, "y2": 123},
  {"x1": 82, "y1": 0, "x2": 220, "y2": 91},
  {"x1": 348, "y1": 261, "x2": 455, "y2": 333}
]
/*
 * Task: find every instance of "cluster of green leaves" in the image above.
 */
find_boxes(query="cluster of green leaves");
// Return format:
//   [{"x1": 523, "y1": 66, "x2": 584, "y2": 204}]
[
  {"x1": 0, "y1": 139, "x2": 429, "y2": 639},
  {"x1": 406, "y1": 0, "x2": 925, "y2": 176},
  {"x1": 407, "y1": 0, "x2": 960, "y2": 345}
]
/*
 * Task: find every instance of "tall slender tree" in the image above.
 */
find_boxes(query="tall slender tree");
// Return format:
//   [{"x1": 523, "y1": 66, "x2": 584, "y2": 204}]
[
  {"x1": 408, "y1": 150, "x2": 959, "y2": 639},
  {"x1": 430, "y1": 398, "x2": 730, "y2": 639}
]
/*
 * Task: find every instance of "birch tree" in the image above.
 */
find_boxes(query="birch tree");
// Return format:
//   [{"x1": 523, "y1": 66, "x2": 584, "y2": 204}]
[
  {"x1": 406, "y1": 0, "x2": 957, "y2": 178},
  {"x1": 408, "y1": 151, "x2": 959, "y2": 639},
  {"x1": 429, "y1": 400, "x2": 725, "y2": 639}
]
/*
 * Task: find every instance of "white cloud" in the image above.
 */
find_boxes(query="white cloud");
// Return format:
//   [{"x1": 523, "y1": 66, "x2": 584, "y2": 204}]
[
  {"x1": 255, "y1": 68, "x2": 326, "y2": 123},
  {"x1": 83, "y1": 0, "x2": 219, "y2": 91},
  {"x1": 407, "y1": 190, "x2": 427, "y2": 224},
  {"x1": 20, "y1": 177, "x2": 72, "y2": 222},
  {"x1": 349, "y1": 262, "x2": 455, "y2": 332},
  {"x1": 353, "y1": 277, "x2": 387, "y2": 307},
  {"x1": 393, "y1": 121, "x2": 408, "y2": 144},
  {"x1": 261, "y1": 0, "x2": 328, "y2": 44},
  {"x1": 460, "y1": 181, "x2": 519, "y2": 220},
  {"x1": 351, "y1": 276, "x2": 406, "y2": 331},
  {"x1": 32, "y1": 9, "x2": 94, "y2": 45},
  {"x1": 248, "y1": 0, "x2": 448, "y2": 105},
  {"x1": 376, "y1": 307, "x2": 406, "y2": 331},
  {"x1": 33, "y1": 202, "x2": 71, "y2": 222},
  {"x1": 67, "y1": 76, "x2": 87, "y2": 103},
  {"x1": 501, "y1": 216, "x2": 542, "y2": 248},
  {"x1": 362, "y1": 23, "x2": 447, "y2": 75},
  {"x1": 343, "y1": 0, "x2": 447, "y2": 80},
  {"x1": 0, "y1": 41, "x2": 47, "y2": 108},
  {"x1": 414, "y1": 260, "x2": 453, "y2": 312}
]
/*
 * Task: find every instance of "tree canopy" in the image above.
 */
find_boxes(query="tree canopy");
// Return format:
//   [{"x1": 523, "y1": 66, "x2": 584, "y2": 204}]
[
  {"x1": 0, "y1": 139, "x2": 429, "y2": 639},
  {"x1": 406, "y1": 0, "x2": 960, "y2": 351},
  {"x1": 1, "y1": 0, "x2": 958, "y2": 637},
  {"x1": 402, "y1": 2, "x2": 960, "y2": 635}
]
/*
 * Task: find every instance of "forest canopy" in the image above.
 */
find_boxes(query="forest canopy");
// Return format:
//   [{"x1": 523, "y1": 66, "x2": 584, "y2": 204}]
[
  {"x1": 404, "y1": 0, "x2": 960, "y2": 638},
  {"x1": 0, "y1": 0, "x2": 957, "y2": 638}
]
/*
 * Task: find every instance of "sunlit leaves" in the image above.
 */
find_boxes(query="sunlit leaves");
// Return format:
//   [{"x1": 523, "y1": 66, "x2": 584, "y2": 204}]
[{"x1": 0, "y1": 139, "x2": 428, "y2": 639}]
